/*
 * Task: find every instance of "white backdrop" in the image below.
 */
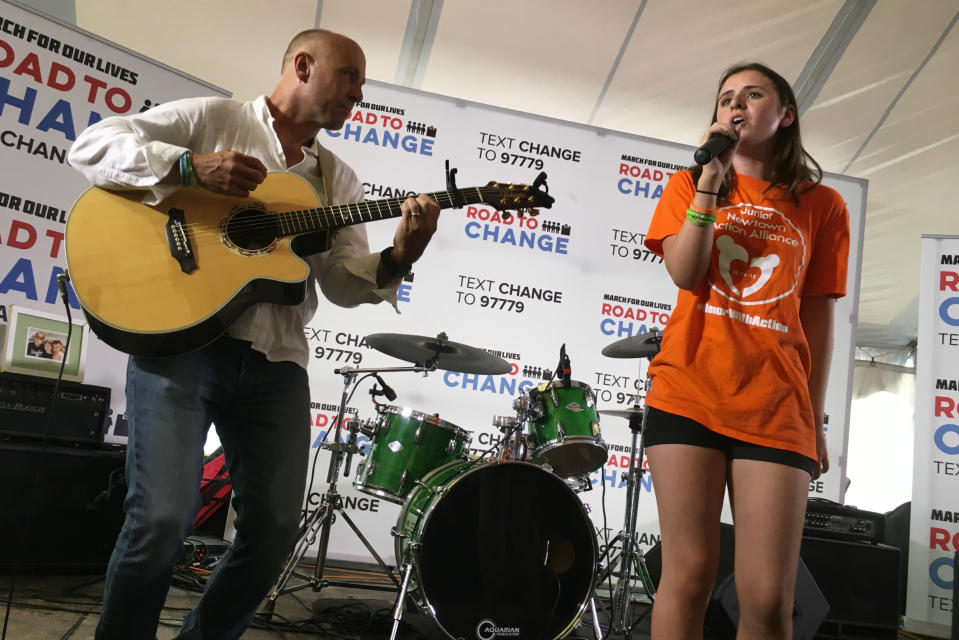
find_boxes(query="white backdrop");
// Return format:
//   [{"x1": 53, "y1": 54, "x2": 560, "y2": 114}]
[
  {"x1": 905, "y1": 234, "x2": 959, "y2": 637},
  {"x1": 0, "y1": 6, "x2": 865, "y2": 572},
  {"x1": 300, "y1": 80, "x2": 865, "y2": 566},
  {"x1": 0, "y1": 0, "x2": 228, "y2": 442}
]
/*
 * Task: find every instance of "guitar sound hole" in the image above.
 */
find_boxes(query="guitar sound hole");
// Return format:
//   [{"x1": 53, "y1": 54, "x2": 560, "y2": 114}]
[{"x1": 225, "y1": 209, "x2": 279, "y2": 252}]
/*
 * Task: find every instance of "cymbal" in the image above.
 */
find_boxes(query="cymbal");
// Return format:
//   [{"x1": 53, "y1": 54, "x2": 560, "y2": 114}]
[
  {"x1": 601, "y1": 328, "x2": 662, "y2": 358},
  {"x1": 365, "y1": 332, "x2": 511, "y2": 375},
  {"x1": 598, "y1": 406, "x2": 645, "y2": 420}
]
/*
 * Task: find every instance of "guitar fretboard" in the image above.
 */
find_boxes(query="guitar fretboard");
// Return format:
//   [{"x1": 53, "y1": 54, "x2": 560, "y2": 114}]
[{"x1": 275, "y1": 187, "x2": 492, "y2": 237}]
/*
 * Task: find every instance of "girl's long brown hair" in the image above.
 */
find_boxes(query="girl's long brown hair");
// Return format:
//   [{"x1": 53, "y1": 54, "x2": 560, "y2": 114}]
[{"x1": 691, "y1": 62, "x2": 822, "y2": 205}]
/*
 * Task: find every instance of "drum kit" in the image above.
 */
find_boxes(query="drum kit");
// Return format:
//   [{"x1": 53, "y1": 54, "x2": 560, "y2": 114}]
[{"x1": 268, "y1": 329, "x2": 663, "y2": 639}]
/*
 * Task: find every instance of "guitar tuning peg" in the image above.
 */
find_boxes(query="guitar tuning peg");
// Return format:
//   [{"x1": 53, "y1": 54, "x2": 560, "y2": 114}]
[
  {"x1": 508, "y1": 182, "x2": 514, "y2": 188},
  {"x1": 513, "y1": 197, "x2": 521, "y2": 204},
  {"x1": 523, "y1": 185, "x2": 530, "y2": 191}
]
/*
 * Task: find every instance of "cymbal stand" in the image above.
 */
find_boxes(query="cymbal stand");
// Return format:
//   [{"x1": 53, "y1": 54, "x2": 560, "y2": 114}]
[
  {"x1": 268, "y1": 363, "x2": 433, "y2": 603},
  {"x1": 596, "y1": 404, "x2": 656, "y2": 636}
]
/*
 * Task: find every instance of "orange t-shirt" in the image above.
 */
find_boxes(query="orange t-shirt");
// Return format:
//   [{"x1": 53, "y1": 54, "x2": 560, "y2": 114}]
[{"x1": 643, "y1": 170, "x2": 850, "y2": 460}]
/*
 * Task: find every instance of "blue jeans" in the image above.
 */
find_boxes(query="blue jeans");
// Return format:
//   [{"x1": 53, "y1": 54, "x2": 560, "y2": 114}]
[{"x1": 95, "y1": 337, "x2": 310, "y2": 640}]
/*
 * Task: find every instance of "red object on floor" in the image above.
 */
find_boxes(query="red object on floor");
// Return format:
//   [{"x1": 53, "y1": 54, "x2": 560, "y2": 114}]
[{"x1": 194, "y1": 451, "x2": 231, "y2": 529}]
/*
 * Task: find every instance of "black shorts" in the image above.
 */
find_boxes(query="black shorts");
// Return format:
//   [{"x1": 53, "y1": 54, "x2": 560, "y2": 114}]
[{"x1": 643, "y1": 405, "x2": 815, "y2": 476}]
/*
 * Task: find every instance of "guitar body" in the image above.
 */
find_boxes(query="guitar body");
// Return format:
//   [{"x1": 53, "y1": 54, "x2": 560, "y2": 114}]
[
  {"x1": 66, "y1": 172, "x2": 322, "y2": 357},
  {"x1": 66, "y1": 168, "x2": 555, "y2": 357}
]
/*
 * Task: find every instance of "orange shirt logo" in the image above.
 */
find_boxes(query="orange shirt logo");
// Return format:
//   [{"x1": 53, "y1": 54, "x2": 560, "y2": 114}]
[{"x1": 710, "y1": 203, "x2": 806, "y2": 306}]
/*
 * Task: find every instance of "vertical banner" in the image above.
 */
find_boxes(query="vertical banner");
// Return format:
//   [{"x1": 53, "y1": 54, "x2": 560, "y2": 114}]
[
  {"x1": 298, "y1": 80, "x2": 865, "y2": 566},
  {"x1": 0, "y1": 0, "x2": 228, "y2": 442},
  {"x1": 905, "y1": 234, "x2": 959, "y2": 637}
]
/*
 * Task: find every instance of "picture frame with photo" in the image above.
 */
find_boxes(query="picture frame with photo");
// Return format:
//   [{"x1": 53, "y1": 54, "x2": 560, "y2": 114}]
[{"x1": 0, "y1": 305, "x2": 89, "y2": 382}]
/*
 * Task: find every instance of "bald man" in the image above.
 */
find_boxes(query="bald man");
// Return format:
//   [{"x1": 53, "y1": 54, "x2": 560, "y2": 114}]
[{"x1": 68, "y1": 29, "x2": 440, "y2": 640}]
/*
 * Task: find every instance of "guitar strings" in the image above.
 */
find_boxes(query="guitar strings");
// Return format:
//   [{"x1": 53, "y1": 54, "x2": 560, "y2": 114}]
[
  {"x1": 170, "y1": 201, "x2": 412, "y2": 239},
  {"x1": 174, "y1": 190, "x2": 455, "y2": 237}
]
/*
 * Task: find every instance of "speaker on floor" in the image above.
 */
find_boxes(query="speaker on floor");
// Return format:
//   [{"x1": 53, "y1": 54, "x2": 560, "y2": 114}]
[
  {"x1": 645, "y1": 522, "x2": 829, "y2": 640},
  {"x1": 0, "y1": 440, "x2": 126, "y2": 573},
  {"x1": 799, "y1": 535, "x2": 899, "y2": 639},
  {"x1": 881, "y1": 500, "x2": 910, "y2": 615}
]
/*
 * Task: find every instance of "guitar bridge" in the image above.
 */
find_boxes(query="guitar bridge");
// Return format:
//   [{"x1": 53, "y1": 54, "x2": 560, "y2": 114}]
[{"x1": 165, "y1": 207, "x2": 197, "y2": 273}]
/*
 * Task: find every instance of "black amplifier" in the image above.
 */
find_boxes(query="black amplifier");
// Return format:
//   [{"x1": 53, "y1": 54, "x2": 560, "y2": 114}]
[
  {"x1": 804, "y1": 498, "x2": 885, "y2": 544},
  {"x1": 0, "y1": 371, "x2": 111, "y2": 445}
]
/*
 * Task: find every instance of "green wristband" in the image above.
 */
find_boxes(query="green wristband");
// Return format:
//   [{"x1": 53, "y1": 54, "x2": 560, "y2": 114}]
[
  {"x1": 180, "y1": 151, "x2": 198, "y2": 187},
  {"x1": 686, "y1": 208, "x2": 716, "y2": 227}
]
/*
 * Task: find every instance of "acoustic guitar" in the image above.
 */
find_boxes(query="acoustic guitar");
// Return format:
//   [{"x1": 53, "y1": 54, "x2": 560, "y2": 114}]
[{"x1": 65, "y1": 170, "x2": 554, "y2": 357}]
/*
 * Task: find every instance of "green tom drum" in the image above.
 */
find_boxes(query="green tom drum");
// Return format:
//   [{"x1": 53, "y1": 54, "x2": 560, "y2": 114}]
[
  {"x1": 527, "y1": 380, "x2": 607, "y2": 477},
  {"x1": 394, "y1": 460, "x2": 597, "y2": 639},
  {"x1": 353, "y1": 406, "x2": 470, "y2": 504}
]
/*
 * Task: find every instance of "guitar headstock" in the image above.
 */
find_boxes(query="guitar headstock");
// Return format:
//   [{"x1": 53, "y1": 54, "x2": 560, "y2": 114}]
[{"x1": 481, "y1": 171, "x2": 555, "y2": 220}]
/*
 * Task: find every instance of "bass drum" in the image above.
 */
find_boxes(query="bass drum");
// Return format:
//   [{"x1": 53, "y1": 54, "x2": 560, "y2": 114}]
[{"x1": 395, "y1": 460, "x2": 597, "y2": 639}]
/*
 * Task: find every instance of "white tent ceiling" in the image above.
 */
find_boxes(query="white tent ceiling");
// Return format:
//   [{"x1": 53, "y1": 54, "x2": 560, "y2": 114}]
[{"x1": 34, "y1": 0, "x2": 959, "y2": 352}]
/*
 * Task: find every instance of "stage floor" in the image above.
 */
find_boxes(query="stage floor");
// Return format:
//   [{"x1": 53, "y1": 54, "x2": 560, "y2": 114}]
[
  {"x1": 0, "y1": 566, "x2": 938, "y2": 639},
  {"x1": 0, "y1": 565, "x2": 653, "y2": 639}
]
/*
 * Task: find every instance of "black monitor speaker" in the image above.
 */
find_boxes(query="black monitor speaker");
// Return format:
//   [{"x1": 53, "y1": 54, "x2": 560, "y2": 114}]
[
  {"x1": 646, "y1": 522, "x2": 901, "y2": 640},
  {"x1": 0, "y1": 441, "x2": 126, "y2": 573},
  {"x1": 645, "y1": 523, "x2": 828, "y2": 640}
]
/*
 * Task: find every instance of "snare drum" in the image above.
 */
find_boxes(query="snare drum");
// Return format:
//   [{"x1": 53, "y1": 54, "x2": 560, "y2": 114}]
[
  {"x1": 527, "y1": 380, "x2": 607, "y2": 477},
  {"x1": 353, "y1": 406, "x2": 471, "y2": 504},
  {"x1": 394, "y1": 459, "x2": 597, "y2": 639}
]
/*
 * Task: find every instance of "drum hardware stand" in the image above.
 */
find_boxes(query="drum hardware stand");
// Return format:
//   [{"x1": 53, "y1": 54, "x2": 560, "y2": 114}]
[
  {"x1": 509, "y1": 402, "x2": 527, "y2": 461},
  {"x1": 266, "y1": 363, "x2": 434, "y2": 606},
  {"x1": 588, "y1": 595, "x2": 604, "y2": 639},
  {"x1": 388, "y1": 552, "x2": 417, "y2": 640},
  {"x1": 485, "y1": 410, "x2": 529, "y2": 464},
  {"x1": 596, "y1": 405, "x2": 656, "y2": 636}
]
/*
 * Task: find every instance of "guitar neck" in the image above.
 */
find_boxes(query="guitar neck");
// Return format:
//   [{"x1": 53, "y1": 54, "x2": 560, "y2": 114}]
[{"x1": 274, "y1": 187, "x2": 488, "y2": 237}]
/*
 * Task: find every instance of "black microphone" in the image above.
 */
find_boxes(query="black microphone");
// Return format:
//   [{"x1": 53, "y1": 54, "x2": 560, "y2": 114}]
[
  {"x1": 374, "y1": 375, "x2": 397, "y2": 402},
  {"x1": 693, "y1": 133, "x2": 735, "y2": 165},
  {"x1": 560, "y1": 344, "x2": 571, "y2": 387}
]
